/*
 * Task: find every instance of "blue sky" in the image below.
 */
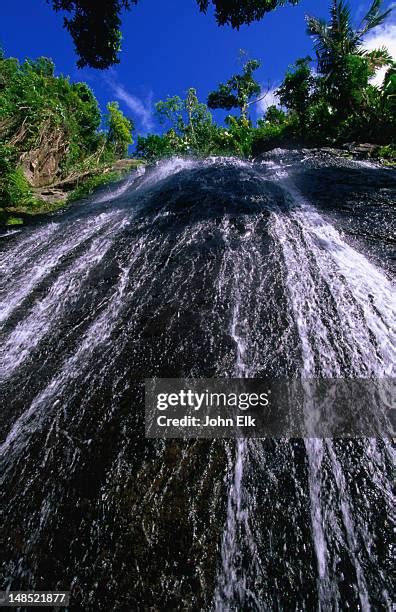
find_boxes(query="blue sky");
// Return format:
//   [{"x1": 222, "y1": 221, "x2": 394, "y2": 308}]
[{"x1": 1, "y1": 0, "x2": 395, "y2": 135}]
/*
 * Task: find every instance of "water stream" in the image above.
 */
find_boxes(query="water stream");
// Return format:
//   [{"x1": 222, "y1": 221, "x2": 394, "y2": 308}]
[{"x1": 0, "y1": 150, "x2": 394, "y2": 610}]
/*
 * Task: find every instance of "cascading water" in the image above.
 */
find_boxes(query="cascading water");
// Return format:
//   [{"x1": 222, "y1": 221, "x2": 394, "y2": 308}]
[{"x1": 0, "y1": 151, "x2": 394, "y2": 610}]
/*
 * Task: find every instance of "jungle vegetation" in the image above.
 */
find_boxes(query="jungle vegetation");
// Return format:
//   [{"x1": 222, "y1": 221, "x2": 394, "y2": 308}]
[
  {"x1": 137, "y1": 0, "x2": 395, "y2": 160},
  {"x1": 0, "y1": 50, "x2": 134, "y2": 220}
]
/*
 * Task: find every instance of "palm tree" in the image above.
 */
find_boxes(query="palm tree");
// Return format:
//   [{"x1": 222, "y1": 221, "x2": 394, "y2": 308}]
[{"x1": 306, "y1": 0, "x2": 393, "y2": 78}]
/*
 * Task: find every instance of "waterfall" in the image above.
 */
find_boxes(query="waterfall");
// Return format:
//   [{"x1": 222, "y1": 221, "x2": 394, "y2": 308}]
[
  {"x1": 0, "y1": 153, "x2": 393, "y2": 610},
  {"x1": 214, "y1": 156, "x2": 394, "y2": 610}
]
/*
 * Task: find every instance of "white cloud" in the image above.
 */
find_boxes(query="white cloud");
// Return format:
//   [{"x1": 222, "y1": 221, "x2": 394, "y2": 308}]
[
  {"x1": 112, "y1": 83, "x2": 153, "y2": 131},
  {"x1": 363, "y1": 19, "x2": 396, "y2": 86},
  {"x1": 104, "y1": 71, "x2": 154, "y2": 132},
  {"x1": 256, "y1": 85, "x2": 281, "y2": 115}
]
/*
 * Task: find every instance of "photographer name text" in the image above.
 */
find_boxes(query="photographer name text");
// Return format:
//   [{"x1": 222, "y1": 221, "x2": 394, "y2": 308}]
[{"x1": 157, "y1": 414, "x2": 256, "y2": 427}]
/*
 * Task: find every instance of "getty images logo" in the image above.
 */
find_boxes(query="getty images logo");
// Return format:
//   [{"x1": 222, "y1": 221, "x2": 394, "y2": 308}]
[{"x1": 156, "y1": 389, "x2": 270, "y2": 411}]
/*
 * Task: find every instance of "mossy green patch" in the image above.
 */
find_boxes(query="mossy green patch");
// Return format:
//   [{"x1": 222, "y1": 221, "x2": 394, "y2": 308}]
[{"x1": 5, "y1": 215, "x2": 24, "y2": 226}]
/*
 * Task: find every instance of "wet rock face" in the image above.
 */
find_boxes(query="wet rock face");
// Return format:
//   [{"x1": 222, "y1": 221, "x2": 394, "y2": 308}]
[
  {"x1": 343, "y1": 142, "x2": 381, "y2": 156},
  {"x1": 0, "y1": 153, "x2": 394, "y2": 609},
  {"x1": 257, "y1": 143, "x2": 393, "y2": 164}
]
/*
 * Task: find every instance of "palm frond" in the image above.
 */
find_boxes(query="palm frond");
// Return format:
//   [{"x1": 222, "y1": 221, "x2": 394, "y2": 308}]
[
  {"x1": 362, "y1": 46, "x2": 394, "y2": 69},
  {"x1": 357, "y1": 0, "x2": 393, "y2": 39},
  {"x1": 306, "y1": 15, "x2": 328, "y2": 37},
  {"x1": 306, "y1": 16, "x2": 333, "y2": 61},
  {"x1": 330, "y1": 0, "x2": 356, "y2": 54}
]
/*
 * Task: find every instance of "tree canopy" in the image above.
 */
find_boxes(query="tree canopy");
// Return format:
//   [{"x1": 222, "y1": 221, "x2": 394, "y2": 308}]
[
  {"x1": 106, "y1": 101, "x2": 134, "y2": 157},
  {"x1": 306, "y1": 0, "x2": 392, "y2": 77},
  {"x1": 207, "y1": 59, "x2": 261, "y2": 118},
  {"x1": 50, "y1": 0, "x2": 137, "y2": 68},
  {"x1": 306, "y1": 0, "x2": 393, "y2": 117},
  {"x1": 137, "y1": 88, "x2": 214, "y2": 159},
  {"x1": 49, "y1": 0, "x2": 301, "y2": 68},
  {"x1": 277, "y1": 57, "x2": 314, "y2": 128},
  {"x1": 197, "y1": 0, "x2": 299, "y2": 28}
]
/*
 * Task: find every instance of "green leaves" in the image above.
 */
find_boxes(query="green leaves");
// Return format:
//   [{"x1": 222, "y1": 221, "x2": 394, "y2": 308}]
[
  {"x1": 197, "y1": 0, "x2": 299, "y2": 28},
  {"x1": 305, "y1": 0, "x2": 394, "y2": 119},
  {"x1": 106, "y1": 101, "x2": 134, "y2": 158},
  {"x1": 153, "y1": 89, "x2": 213, "y2": 153},
  {"x1": 208, "y1": 83, "x2": 239, "y2": 112},
  {"x1": 207, "y1": 59, "x2": 261, "y2": 118},
  {"x1": 136, "y1": 133, "x2": 175, "y2": 161},
  {"x1": 363, "y1": 47, "x2": 393, "y2": 71},
  {"x1": 307, "y1": 0, "x2": 393, "y2": 74},
  {"x1": 277, "y1": 57, "x2": 314, "y2": 130},
  {"x1": 50, "y1": 0, "x2": 138, "y2": 69},
  {"x1": 155, "y1": 96, "x2": 185, "y2": 133},
  {"x1": 0, "y1": 48, "x2": 137, "y2": 213}
]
